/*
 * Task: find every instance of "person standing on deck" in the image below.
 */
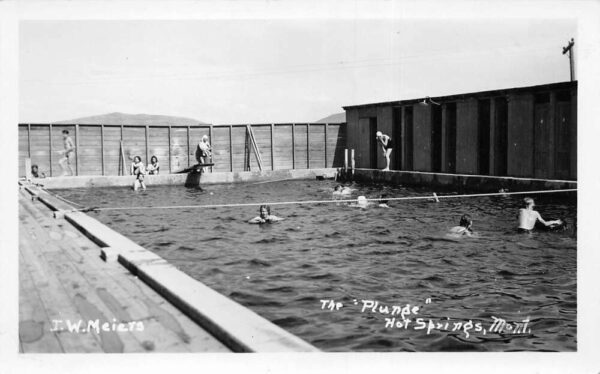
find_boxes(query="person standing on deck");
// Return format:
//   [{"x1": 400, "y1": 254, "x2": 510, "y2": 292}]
[
  {"x1": 58, "y1": 130, "x2": 76, "y2": 176},
  {"x1": 517, "y1": 197, "x2": 563, "y2": 233},
  {"x1": 195, "y1": 135, "x2": 212, "y2": 172},
  {"x1": 375, "y1": 131, "x2": 393, "y2": 171}
]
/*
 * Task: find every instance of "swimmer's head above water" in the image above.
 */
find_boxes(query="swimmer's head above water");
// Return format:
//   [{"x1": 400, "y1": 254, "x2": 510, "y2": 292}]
[
  {"x1": 259, "y1": 204, "x2": 271, "y2": 219},
  {"x1": 459, "y1": 214, "x2": 473, "y2": 231}
]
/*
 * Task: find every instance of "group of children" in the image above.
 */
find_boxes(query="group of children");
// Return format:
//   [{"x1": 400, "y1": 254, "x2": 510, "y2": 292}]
[{"x1": 130, "y1": 155, "x2": 160, "y2": 191}]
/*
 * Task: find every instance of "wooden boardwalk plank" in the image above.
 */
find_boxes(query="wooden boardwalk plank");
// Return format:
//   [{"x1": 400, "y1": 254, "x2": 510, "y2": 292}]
[
  {"x1": 19, "y1": 191, "x2": 230, "y2": 353},
  {"x1": 19, "y1": 252, "x2": 64, "y2": 353},
  {"x1": 19, "y1": 225, "x2": 103, "y2": 353}
]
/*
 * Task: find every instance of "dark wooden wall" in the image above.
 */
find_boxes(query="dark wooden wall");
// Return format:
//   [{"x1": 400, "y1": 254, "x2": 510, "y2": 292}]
[
  {"x1": 18, "y1": 123, "x2": 347, "y2": 177},
  {"x1": 345, "y1": 82, "x2": 577, "y2": 180}
]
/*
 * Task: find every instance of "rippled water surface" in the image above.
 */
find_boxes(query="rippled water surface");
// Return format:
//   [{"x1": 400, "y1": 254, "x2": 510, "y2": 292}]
[{"x1": 55, "y1": 180, "x2": 577, "y2": 351}]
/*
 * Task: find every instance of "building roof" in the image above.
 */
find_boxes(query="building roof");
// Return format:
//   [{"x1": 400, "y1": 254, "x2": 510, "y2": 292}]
[{"x1": 342, "y1": 81, "x2": 577, "y2": 110}]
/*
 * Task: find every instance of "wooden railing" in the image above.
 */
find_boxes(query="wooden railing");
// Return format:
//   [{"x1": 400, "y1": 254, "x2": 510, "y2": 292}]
[{"x1": 18, "y1": 123, "x2": 347, "y2": 177}]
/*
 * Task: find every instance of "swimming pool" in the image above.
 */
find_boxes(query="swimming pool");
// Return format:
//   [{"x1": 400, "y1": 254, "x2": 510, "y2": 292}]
[{"x1": 54, "y1": 180, "x2": 577, "y2": 351}]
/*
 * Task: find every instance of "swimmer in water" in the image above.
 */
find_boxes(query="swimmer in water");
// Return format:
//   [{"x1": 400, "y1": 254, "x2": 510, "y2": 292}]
[
  {"x1": 349, "y1": 195, "x2": 369, "y2": 209},
  {"x1": 448, "y1": 214, "x2": 473, "y2": 237},
  {"x1": 248, "y1": 205, "x2": 283, "y2": 224},
  {"x1": 378, "y1": 194, "x2": 390, "y2": 208},
  {"x1": 517, "y1": 197, "x2": 562, "y2": 233},
  {"x1": 133, "y1": 172, "x2": 146, "y2": 191},
  {"x1": 333, "y1": 184, "x2": 352, "y2": 196}
]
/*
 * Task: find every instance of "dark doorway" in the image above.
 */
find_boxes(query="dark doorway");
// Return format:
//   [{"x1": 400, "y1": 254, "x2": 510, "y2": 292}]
[
  {"x1": 533, "y1": 93, "x2": 552, "y2": 179},
  {"x1": 555, "y1": 93, "x2": 571, "y2": 179},
  {"x1": 478, "y1": 99, "x2": 491, "y2": 175},
  {"x1": 493, "y1": 97, "x2": 508, "y2": 176},
  {"x1": 431, "y1": 104, "x2": 442, "y2": 172},
  {"x1": 392, "y1": 107, "x2": 402, "y2": 170},
  {"x1": 369, "y1": 118, "x2": 378, "y2": 169},
  {"x1": 445, "y1": 103, "x2": 457, "y2": 173},
  {"x1": 404, "y1": 106, "x2": 414, "y2": 170}
]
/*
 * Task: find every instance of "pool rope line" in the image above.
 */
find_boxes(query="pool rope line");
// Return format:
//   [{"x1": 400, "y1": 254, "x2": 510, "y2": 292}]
[{"x1": 52, "y1": 188, "x2": 577, "y2": 213}]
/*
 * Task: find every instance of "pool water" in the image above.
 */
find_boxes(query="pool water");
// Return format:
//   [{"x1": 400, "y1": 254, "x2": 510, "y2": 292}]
[{"x1": 55, "y1": 180, "x2": 577, "y2": 351}]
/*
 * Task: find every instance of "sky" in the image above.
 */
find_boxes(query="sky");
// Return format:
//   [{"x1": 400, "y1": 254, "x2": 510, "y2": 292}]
[{"x1": 19, "y1": 18, "x2": 576, "y2": 124}]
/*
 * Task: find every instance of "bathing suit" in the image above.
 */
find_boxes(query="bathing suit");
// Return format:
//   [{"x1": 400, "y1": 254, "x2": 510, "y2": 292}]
[{"x1": 384, "y1": 138, "x2": 393, "y2": 150}]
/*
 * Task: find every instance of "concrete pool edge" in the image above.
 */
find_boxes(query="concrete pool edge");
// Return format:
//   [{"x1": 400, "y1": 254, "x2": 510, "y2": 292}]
[
  {"x1": 26, "y1": 168, "x2": 339, "y2": 190},
  {"x1": 352, "y1": 169, "x2": 577, "y2": 192},
  {"x1": 21, "y1": 183, "x2": 320, "y2": 352}
]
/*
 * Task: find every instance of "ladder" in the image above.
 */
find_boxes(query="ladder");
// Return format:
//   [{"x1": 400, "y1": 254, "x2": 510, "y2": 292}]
[{"x1": 245, "y1": 125, "x2": 263, "y2": 171}]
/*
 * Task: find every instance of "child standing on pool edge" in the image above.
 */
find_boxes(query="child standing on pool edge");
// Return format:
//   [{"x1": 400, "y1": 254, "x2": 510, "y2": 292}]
[{"x1": 375, "y1": 131, "x2": 393, "y2": 171}]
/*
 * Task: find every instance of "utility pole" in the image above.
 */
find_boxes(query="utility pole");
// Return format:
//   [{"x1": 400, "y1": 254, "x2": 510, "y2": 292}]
[{"x1": 562, "y1": 38, "x2": 575, "y2": 81}]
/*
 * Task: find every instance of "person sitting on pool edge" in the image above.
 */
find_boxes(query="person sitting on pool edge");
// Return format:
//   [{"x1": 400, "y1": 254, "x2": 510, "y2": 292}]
[
  {"x1": 517, "y1": 197, "x2": 564, "y2": 233},
  {"x1": 448, "y1": 214, "x2": 474, "y2": 237},
  {"x1": 147, "y1": 155, "x2": 160, "y2": 175},
  {"x1": 249, "y1": 205, "x2": 283, "y2": 224}
]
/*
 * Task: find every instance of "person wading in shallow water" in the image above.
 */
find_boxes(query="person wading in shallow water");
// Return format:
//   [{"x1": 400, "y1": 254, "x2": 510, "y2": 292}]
[
  {"x1": 517, "y1": 197, "x2": 564, "y2": 233},
  {"x1": 248, "y1": 205, "x2": 283, "y2": 224},
  {"x1": 448, "y1": 214, "x2": 474, "y2": 237}
]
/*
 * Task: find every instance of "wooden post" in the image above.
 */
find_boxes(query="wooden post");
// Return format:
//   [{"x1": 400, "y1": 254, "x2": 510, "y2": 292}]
[
  {"x1": 488, "y1": 99, "x2": 497, "y2": 175},
  {"x1": 27, "y1": 123, "x2": 31, "y2": 158},
  {"x1": 229, "y1": 125, "x2": 233, "y2": 172},
  {"x1": 292, "y1": 123, "x2": 296, "y2": 169},
  {"x1": 49, "y1": 124, "x2": 53, "y2": 177},
  {"x1": 101, "y1": 124, "x2": 105, "y2": 176},
  {"x1": 270, "y1": 123, "x2": 275, "y2": 170},
  {"x1": 25, "y1": 158, "x2": 32, "y2": 180},
  {"x1": 75, "y1": 124, "x2": 80, "y2": 176},
  {"x1": 400, "y1": 107, "x2": 406, "y2": 170},
  {"x1": 168, "y1": 125, "x2": 172, "y2": 174},
  {"x1": 120, "y1": 124, "x2": 124, "y2": 175},
  {"x1": 324, "y1": 123, "x2": 328, "y2": 168},
  {"x1": 145, "y1": 125, "x2": 150, "y2": 165},
  {"x1": 187, "y1": 125, "x2": 191, "y2": 167},
  {"x1": 351, "y1": 149, "x2": 355, "y2": 177},
  {"x1": 344, "y1": 149, "x2": 348, "y2": 172},
  {"x1": 209, "y1": 125, "x2": 214, "y2": 173},
  {"x1": 440, "y1": 104, "x2": 447, "y2": 173},
  {"x1": 306, "y1": 123, "x2": 310, "y2": 169}
]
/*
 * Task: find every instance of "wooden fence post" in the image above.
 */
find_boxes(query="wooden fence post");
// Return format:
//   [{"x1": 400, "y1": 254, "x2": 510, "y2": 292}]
[
  {"x1": 324, "y1": 123, "x2": 328, "y2": 168},
  {"x1": 101, "y1": 124, "x2": 105, "y2": 176},
  {"x1": 229, "y1": 125, "x2": 233, "y2": 172},
  {"x1": 270, "y1": 123, "x2": 275, "y2": 170},
  {"x1": 306, "y1": 123, "x2": 310, "y2": 169},
  {"x1": 49, "y1": 124, "x2": 53, "y2": 177},
  {"x1": 292, "y1": 123, "x2": 296, "y2": 169}
]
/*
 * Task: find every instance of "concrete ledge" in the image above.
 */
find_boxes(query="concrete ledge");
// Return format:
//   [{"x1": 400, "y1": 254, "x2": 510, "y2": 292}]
[
  {"x1": 22, "y1": 182, "x2": 319, "y2": 352},
  {"x1": 353, "y1": 169, "x2": 577, "y2": 192},
  {"x1": 33, "y1": 168, "x2": 338, "y2": 190}
]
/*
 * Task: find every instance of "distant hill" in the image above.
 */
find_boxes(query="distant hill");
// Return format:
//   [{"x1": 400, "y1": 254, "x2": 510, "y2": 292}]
[
  {"x1": 314, "y1": 112, "x2": 346, "y2": 124},
  {"x1": 54, "y1": 112, "x2": 207, "y2": 126}
]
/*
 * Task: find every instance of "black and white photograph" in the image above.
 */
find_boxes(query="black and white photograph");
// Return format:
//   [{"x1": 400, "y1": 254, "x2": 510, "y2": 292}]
[{"x1": 1, "y1": 1, "x2": 600, "y2": 373}]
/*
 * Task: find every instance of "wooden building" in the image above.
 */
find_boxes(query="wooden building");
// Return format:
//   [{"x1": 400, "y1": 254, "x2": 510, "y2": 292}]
[{"x1": 343, "y1": 81, "x2": 577, "y2": 180}]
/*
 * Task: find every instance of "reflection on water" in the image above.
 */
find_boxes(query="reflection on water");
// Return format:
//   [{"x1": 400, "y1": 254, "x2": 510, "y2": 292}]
[{"x1": 55, "y1": 180, "x2": 577, "y2": 351}]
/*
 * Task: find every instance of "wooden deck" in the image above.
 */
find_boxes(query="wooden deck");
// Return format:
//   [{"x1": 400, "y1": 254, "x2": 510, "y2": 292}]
[{"x1": 18, "y1": 189, "x2": 231, "y2": 353}]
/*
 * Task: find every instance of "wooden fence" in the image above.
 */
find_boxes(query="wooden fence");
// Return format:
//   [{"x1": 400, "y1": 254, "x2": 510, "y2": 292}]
[{"x1": 18, "y1": 123, "x2": 347, "y2": 177}]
